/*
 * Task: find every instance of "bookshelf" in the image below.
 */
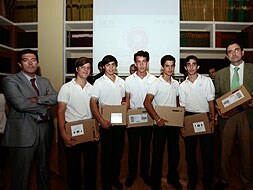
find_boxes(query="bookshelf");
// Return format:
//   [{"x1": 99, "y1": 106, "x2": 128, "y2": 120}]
[
  {"x1": 64, "y1": 20, "x2": 93, "y2": 82},
  {"x1": 180, "y1": 21, "x2": 253, "y2": 58},
  {"x1": 0, "y1": 15, "x2": 38, "y2": 79},
  {"x1": 63, "y1": 1, "x2": 253, "y2": 82}
]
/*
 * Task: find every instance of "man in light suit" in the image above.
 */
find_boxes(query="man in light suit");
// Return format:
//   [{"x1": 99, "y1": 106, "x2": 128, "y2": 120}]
[
  {"x1": 1, "y1": 49, "x2": 57, "y2": 190},
  {"x1": 214, "y1": 41, "x2": 253, "y2": 190}
]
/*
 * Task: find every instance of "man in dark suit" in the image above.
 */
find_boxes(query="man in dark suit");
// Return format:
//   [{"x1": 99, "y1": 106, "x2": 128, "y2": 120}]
[
  {"x1": 214, "y1": 41, "x2": 253, "y2": 190},
  {"x1": 1, "y1": 49, "x2": 57, "y2": 190}
]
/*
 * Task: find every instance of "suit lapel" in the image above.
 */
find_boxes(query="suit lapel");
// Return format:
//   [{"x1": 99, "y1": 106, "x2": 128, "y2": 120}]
[
  {"x1": 36, "y1": 76, "x2": 47, "y2": 96},
  {"x1": 244, "y1": 63, "x2": 250, "y2": 84},
  {"x1": 17, "y1": 72, "x2": 39, "y2": 96},
  {"x1": 223, "y1": 67, "x2": 231, "y2": 93}
]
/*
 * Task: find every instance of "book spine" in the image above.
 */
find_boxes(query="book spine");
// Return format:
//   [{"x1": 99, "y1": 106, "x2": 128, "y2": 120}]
[{"x1": 227, "y1": 0, "x2": 234, "y2": 21}]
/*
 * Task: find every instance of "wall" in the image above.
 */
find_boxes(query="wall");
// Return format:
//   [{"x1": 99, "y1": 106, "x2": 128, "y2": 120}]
[{"x1": 38, "y1": 0, "x2": 64, "y2": 92}]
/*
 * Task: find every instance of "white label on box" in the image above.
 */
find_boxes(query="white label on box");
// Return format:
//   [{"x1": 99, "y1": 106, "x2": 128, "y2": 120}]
[
  {"x1": 222, "y1": 90, "x2": 244, "y2": 108},
  {"x1": 71, "y1": 124, "x2": 84, "y2": 137},
  {"x1": 129, "y1": 114, "x2": 148, "y2": 124},
  {"x1": 193, "y1": 121, "x2": 206, "y2": 133},
  {"x1": 111, "y1": 113, "x2": 122, "y2": 123}
]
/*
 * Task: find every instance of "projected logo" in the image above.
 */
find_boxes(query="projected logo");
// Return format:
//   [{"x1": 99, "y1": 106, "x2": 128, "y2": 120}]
[{"x1": 127, "y1": 29, "x2": 149, "y2": 51}]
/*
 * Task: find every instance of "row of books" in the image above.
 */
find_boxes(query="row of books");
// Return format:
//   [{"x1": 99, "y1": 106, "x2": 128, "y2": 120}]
[
  {"x1": 66, "y1": 0, "x2": 93, "y2": 21},
  {"x1": 181, "y1": 0, "x2": 253, "y2": 22},
  {"x1": 216, "y1": 26, "x2": 253, "y2": 48},
  {"x1": 0, "y1": 0, "x2": 37, "y2": 22},
  {"x1": 180, "y1": 29, "x2": 253, "y2": 48},
  {"x1": 180, "y1": 32, "x2": 210, "y2": 47},
  {"x1": 14, "y1": 1, "x2": 37, "y2": 22},
  {"x1": 66, "y1": 31, "x2": 93, "y2": 47}
]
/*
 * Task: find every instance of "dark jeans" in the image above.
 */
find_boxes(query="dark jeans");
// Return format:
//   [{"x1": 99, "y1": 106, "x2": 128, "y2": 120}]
[
  {"x1": 184, "y1": 134, "x2": 214, "y2": 187},
  {"x1": 126, "y1": 126, "x2": 153, "y2": 179},
  {"x1": 100, "y1": 126, "x2": 125, "y2": 188},
  {"x1": 150, "y1": 125, "x2": 181, "y2": 188},
  {"x1": 65, "y1": 141, "x2": 98, "y2": 190}
]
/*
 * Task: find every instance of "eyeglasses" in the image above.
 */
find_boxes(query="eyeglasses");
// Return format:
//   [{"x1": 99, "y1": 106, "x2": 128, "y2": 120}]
[{"x1": 227, "y1": 48, "x2": 241, "y2": 55}]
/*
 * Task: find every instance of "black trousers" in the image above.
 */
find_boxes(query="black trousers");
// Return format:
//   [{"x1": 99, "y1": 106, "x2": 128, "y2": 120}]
[
  {"x1": 100, "y1": 125, "x2": 125, "y2": 187},
  {"x1": 126, "y1": 126, "x2": 153, "y2": 179},
  {"x1": 184, "y1": 134, "x2": 214, "y2": 187},
  {"x1": 150, "y1": 125, "x2": 181, "y2": 188},
  {"x1": 65, "y1": 141, "x2": 98, "y2": 190},
  {"x1": 9, "y1": 122, "x2": 53, "y2": 190}
]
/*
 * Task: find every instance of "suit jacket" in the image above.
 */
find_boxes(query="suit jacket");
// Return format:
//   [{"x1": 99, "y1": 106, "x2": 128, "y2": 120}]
[
  {"x1": 1, "y1": 72, "x2": 57, "y2": 147},
  {"x1": 214, "y1": 62, "x2": 253, "y2": 128}
]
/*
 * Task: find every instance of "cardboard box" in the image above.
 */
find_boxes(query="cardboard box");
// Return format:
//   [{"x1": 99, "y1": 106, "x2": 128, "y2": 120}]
[
  {"x1": 215, "y1": 85, "x2": 252, "y2": 117},
  {"x1": 127, "y1": 108, "x2": 153, "y2": 128},
  {"x1": 155, "y1": 106, "x2": 185, "y2": 127},
  {"x1": 65, "y1": 119, "x2": 98, "y2": 145},
  {"x1": 99, "y1": 105, "x2": 127, "y2": 125},
  {"x1": 182, "y1": 113, "x2": 212, "y2": 137}
]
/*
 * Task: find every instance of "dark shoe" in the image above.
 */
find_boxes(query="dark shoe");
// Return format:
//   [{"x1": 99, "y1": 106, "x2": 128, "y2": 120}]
[
  {"x1": 213, "y1": 181, "x2": 228, "y2": 190},
  {"x1": 142, "y1": 175, "x2": 151, "y2": 186},
  {"x1": 112, "y1": 180, "x2": 123, "y2": 190},
  {"x1": 170, "y1": 181, "x2": 182, "y2": 190},
  {"x1": 125, "y1": 176, "x2": 135, "y2": 188}
]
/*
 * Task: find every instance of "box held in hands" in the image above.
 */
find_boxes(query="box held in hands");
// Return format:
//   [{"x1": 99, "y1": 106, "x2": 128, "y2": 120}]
[
  {"x1": 182, "y1": 113, "x2": 212, "y2": 137},
  {"x1": 215, "y1": 85, "x2": 252, "y2": 117},
  {"x1": 65, "y1": 118, "x2": 98, "y2": 145},
  {"x1": 99, "y1": 105, "x2": 127, "y2": 125},
  {"x1": 127, "y1": 108, "x2": 153, "y2": 128},
  {"x1": 155, "y1": 106, "x2": 185, "y2": 127}
]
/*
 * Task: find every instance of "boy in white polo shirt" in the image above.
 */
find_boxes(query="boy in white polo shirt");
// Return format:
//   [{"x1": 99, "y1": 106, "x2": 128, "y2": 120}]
[
  {"x1": 90, "y1": 55, "x2": 125, "y2": 190},
  {"x1": 179, "y1": 55, "x2": 215, "y2": 190},
  {"x1": 57, "y1": 57, "x2": 98, "y2": 190},
  {"x1": 124, "y1": 50, "x2": 157, "y2": 188},
  {"x1": 144, "y1": 55, "x2": 182, "y2": 190}
]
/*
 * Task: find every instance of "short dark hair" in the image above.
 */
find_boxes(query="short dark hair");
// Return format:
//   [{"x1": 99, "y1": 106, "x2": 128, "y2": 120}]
[
  {"x1": 134, "y1": 50, "x2": 149, "y2": 62},
  {"x1": 101, "y1": 55, "x2": 118, "y2": 67},
  {"x1": 97, "y1": 61, "x2": 103, "y2": 69},
  {"x1": 225, "y1": 40, "x2": 244, "y2": 55},
  {"x1": 17, "y1": 49, "x2": 39, "y2": 63},
  {"x1": 160, "y1": 55, "x2": 175, "y2": 67},
  {"x1": 184, "y1": 55, "x2": 199, "y2": 67},
  {"x1": 75, "y1": 57, "x2": 91, "y2": 68}
]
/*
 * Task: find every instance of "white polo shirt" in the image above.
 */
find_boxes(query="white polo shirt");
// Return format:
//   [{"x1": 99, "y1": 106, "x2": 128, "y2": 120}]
[
  {"x1": 91, "y1": 74, "x2": 125, "y2": 106},
  {"x1": 57, "y1": 78, "x2": 93, "y2": 122},
  {"x1": 147, "y1": 75, "x2": 179, "y2": 107},
  {"x1": 125, "y1": 72, "x2": 157, "y2": 108},
  {"x1": 179, "y1": 74, "x2": 215, "y2": 113}
]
